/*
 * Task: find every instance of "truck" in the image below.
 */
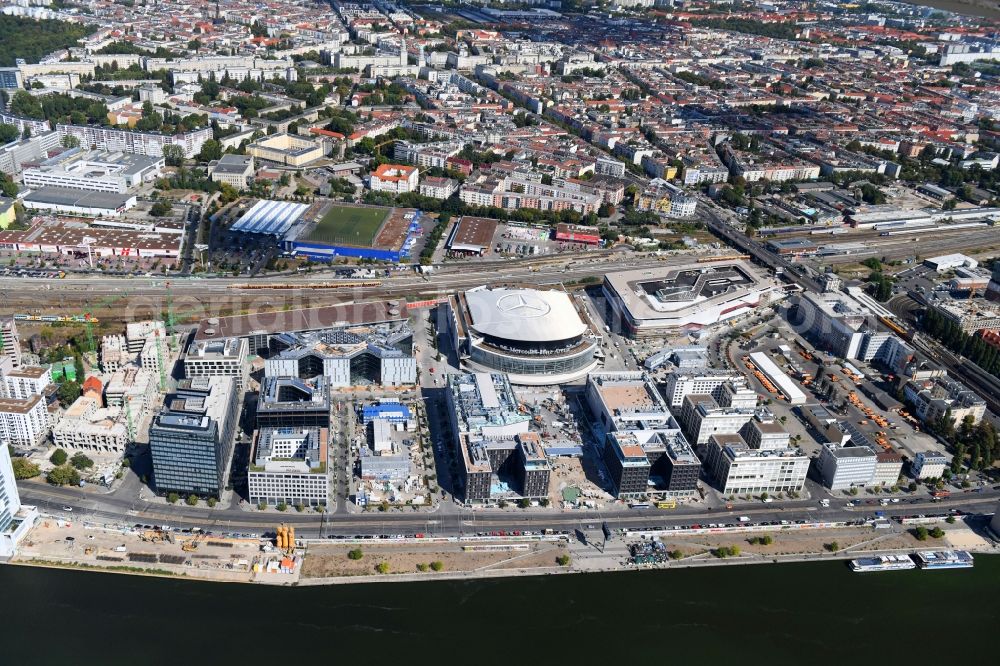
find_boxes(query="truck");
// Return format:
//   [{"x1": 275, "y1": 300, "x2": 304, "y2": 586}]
[{"x1": 738, "y1": 516, "x2": 750, "y2": 523}]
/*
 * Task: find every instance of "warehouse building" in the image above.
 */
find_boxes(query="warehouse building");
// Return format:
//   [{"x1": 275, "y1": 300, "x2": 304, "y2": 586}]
[
  {"x1": 193, "y1": 302, "x2": 408, "y2": 355},
  {"x1": 0, "y1": 217, "x2": 182, "y2": 257},
  {"x1": 446, "y1": 216, "x2": 498, "y2": 257}
]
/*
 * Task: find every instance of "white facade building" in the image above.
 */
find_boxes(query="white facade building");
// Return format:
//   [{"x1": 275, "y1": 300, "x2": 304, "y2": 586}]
[
  {"x1": 912, "y1": 451, "x2": 949, "y2": 480},
  {"x1": 815, "y1": 442, "x2": 878, "y2": 490},
  {"x1": 56, "y1": 124, "x2": 212, "y2": 159},
  {"x1": 370, "y1": 164, "x2": 419, "y2": 193},
  {"x1": 184, "y1": 337, "x2": 250, "y2": 395},
  {"x1": 0, "y1": 444, "x2": 37, "y2": 558},
  {"x1": 704, "y1": 433, "x2": 810, "y2": 495},
  {"x1": 0, "y1": 366, "x2": 51, "y2": 400},
  {"x1": 22, "y1": 150, "x2": 164, "y2": 194},
  {"x1": 0, "y1": 394, "x2": 49, "y2": 446},
  {"x1": 664, "y1": 372, "x2": 747, "y2": 408}
]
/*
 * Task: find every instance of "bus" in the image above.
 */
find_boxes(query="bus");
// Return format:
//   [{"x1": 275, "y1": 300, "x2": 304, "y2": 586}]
[{"x1": 656, "y1": 500, "x2": 677, "y2": 509}]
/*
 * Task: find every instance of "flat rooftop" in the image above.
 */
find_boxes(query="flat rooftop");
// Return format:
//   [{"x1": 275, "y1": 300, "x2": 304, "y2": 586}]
[
  {"x1": 194, "y1": 301, "x2": 407, "y2": 342},
  {"x1": 598, "y1": 384, "x2": 657, "y2": 411},
  {"x1": 604, "y1": 260, "x2": 768, "y2": 321},
  {"x1": 449, "y1": 216, "x2": 498, "y2": 250},
  {"x1": 23, "y1": 187, "x2": 134, "y2": 210},
  {"x1": 0, "y1": 217, "x2": 181, "y2": 251}
]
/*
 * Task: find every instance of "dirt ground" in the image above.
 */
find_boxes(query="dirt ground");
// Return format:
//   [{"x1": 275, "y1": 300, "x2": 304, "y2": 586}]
[
  {"x1": 658, "y1": 526, "x2": 930, "y2": 558},
  {"x1": 15, "y1": 519, "x2": 264, "y2": 582},
  {"x1": 301, "y1": 541, "x2": 565, "y2": 578}
]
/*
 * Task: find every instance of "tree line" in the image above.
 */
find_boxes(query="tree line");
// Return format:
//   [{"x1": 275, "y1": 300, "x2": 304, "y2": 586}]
[
  {"x1": 921, "y1": 306, "x2": 1000, "y2": 378},
  {"x1": 926, "y1": 409, "x2": 999, "y2": 474}
]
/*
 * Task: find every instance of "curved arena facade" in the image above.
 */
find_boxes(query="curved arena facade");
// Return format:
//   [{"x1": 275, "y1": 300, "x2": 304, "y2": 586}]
[{"x1": 443, "y1": 287, "x2": 600, "y2": 385}]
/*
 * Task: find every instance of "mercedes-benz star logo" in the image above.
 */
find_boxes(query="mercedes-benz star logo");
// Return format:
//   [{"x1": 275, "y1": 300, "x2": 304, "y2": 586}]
[{"x1": 496, "y1": 292, "x2": 552, "y2": 317}]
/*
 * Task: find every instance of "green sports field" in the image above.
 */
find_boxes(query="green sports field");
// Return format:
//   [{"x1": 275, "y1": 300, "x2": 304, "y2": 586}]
[{"x1": 304, "y1": 205, "x2": 388, "y2": 247}]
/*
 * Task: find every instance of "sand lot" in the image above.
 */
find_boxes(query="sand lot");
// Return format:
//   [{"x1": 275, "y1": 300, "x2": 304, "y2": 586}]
[{"x1": 302, "y1": 541, "x2": 566, "y2": 578}]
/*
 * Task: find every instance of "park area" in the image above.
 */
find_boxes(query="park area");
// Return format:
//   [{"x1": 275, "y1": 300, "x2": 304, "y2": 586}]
[{"x1": 303, "y1": 204, "x2": 389, "y2": 248}]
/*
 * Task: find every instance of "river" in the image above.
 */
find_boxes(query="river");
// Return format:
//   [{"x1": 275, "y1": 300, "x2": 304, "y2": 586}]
[{"x1": 4, "y1": 558, "x2": 998, "y2": 664}]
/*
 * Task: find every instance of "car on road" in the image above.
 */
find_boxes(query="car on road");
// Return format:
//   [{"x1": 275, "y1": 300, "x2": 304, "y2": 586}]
[{"x1": 61, "y1": 506, "x2": 73, "y2": 512}]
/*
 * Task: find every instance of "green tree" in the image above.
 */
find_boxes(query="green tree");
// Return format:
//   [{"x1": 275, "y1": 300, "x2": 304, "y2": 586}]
[
  {"x1": 162, "y1": 144, "x2": 185, "y2": 167},
  {"x1": 167, "y1": 492, "x2": 180, "y2": 504},
  {"x1": 0, "y1": 123, "x2": 20, "y2": 144},
  {"x1": 149, "y1": 200, "x2": 172, "y2": 217},
  {"x1": 185, "y1": 494, "x2": 198, "y2": 506},
  {"x1": 207, "y1": 497, "x2": 217, "y2": 508},
  {"x1": 375, "y1": 561, "x2": 390, "y2": 574},
  {"x1": 47, "y1": 465, "x2": 80, "y2": 486},
  {"x1": 73, "y1": 354, "x2": 85, "y2": 382},
  {"x1": 416, "y1": 563, "x2": 429, "y2": 572},
  {"x1": 276, "y1": 502, "x2": 287, "y2": 512},
  {"x1": 8, "y1": 90, "x2": 44, "y2": 118},
  {"x1": 49, "y1": 448, "x2": 68, "y2": 466},
  {"x1": 197, "y1": 138, "x2": 222, "y2": 162},
  {"x1": 0, "y1": 16, "x2": 95, "y2": 68},
  {"x1": 913, "y1": 526, "x2": 929, "y2": 541},
  {"x1": 712, "y1": 545, "x2": 741, "y2": 558},
  {"x1": 429, "y1": 560, "x2": 444, "y2": 572},
  {"x1": 69, "y1": 452, "x2": 93, "y2": 470},
  {"x1": 57, "y1": 380, "x2": 81, "y2": 407},
  {"x1": 0, "y1": 172, "x2": 17, "y2": 197},
  {"x1": 12, "y1": 457, "x2": 40, "y2": 480},
  {"x1": 348, "y1": 548, "x2": 364, "y2": 560},
  {"x1": 555, "y1": 554, "x2": 571, "y2": 566}
]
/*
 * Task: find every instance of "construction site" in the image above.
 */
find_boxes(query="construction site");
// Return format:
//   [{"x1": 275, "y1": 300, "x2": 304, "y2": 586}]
[{"x1": 13, "y1": 519, "x2": 304, "y2": 584}]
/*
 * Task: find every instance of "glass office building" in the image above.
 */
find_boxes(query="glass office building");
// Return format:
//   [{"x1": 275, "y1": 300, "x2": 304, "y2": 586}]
[{"x1": 149, "y1": 377, "x2": 239, "y2": 497}]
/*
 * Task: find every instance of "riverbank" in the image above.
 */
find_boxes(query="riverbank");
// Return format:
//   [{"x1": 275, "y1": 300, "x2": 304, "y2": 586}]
[{"x1": 8, "y1": 514, "x2": 999, "y2": 586}]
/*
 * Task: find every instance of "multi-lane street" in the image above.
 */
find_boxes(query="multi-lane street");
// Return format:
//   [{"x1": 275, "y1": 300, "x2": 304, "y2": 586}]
[{"x1": 19, "y1": 478, "x2": 999, "y2": 539}]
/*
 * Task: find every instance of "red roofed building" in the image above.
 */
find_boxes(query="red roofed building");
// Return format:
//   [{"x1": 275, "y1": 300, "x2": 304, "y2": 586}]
[
  {"x1": 310, "y1": 127, "x2": 346, "y2": 140},
  {"x1": 82, "y1": 376, "x2": 104, "y2": 403},
  {"x1": 370, "y1": 164, "x2": 418, "y2": 194},
  {"x1": 446, "y1": 156, "x2": 473, "y2": 175}
]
